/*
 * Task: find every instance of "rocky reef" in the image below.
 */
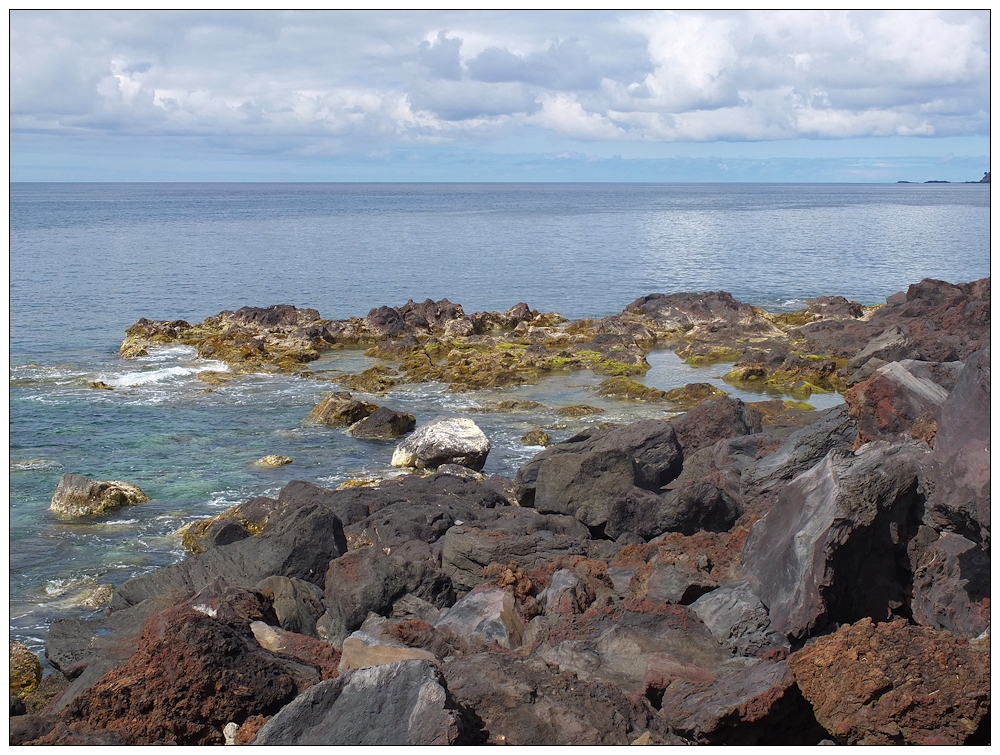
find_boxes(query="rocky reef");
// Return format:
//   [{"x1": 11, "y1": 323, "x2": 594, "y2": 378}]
[
  {"x1": 116, "y1": 278, "x2": 988, "y2": 399},
  {"x1": 11, "y1": 277, "x2": 990, "y2": 745}
]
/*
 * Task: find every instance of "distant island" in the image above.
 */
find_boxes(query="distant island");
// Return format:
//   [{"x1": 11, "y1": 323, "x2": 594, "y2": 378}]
[{"x1": 896, "y1": 172, "x2": 989, "y2": 184}]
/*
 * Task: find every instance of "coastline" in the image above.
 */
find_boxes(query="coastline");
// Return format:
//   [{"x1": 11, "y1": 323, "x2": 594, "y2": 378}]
[{"x1": 10, "y1": 276, "x2": 990, "y2": 744}]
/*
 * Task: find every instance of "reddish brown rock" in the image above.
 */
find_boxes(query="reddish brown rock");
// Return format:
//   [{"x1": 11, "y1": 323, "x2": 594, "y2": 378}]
[
  {"x1": 61, "y1": 605, "x2": 311, "y2": 745},
  {"x1": 788, "y1": 617, "x2": 990, "y2": 745},
  {"x1": 250, "y1": 622, "x2": 341, "y2": 679},
  {"x1": 844, "y1": 361, "x2": 948, "y2": 448}
]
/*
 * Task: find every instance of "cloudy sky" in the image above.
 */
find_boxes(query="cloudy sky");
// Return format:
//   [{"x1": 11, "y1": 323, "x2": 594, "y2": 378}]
[{"x1": 10, "y1": 10, "x2": 991, "y2": 182}]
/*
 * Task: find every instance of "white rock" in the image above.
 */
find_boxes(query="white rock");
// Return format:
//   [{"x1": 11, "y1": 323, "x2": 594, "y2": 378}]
[{"x1": 391, "y1": 417, "x2": 490, "y2": 471}]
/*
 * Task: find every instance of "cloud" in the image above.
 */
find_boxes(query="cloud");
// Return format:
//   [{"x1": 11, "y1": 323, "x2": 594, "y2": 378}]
[{"x1": 8, "y1": 9, "x2": 989, "y2": 159}]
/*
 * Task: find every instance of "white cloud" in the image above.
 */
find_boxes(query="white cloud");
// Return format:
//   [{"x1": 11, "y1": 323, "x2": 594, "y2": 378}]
[{"x1": 8, "y1": 10, "x2": 989, "y2": 154}]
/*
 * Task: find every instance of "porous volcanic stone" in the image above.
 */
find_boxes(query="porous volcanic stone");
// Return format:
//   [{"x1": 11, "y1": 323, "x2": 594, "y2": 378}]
[{"x1": 788, "y1": 617, "x2": 990, "y2": 745}]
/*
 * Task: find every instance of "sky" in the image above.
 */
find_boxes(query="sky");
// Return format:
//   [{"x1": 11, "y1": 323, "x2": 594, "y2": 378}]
[{"x1": 9, "y1": 10, "x2": 992, "y2": 182}]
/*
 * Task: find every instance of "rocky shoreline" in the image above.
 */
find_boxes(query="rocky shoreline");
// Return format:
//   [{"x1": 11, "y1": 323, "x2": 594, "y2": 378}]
[{"x1": 10, "y1": 277, "x2": 990, "y2": 745}]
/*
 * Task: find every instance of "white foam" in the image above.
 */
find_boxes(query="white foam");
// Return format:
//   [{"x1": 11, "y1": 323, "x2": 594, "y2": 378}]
[
  {"x1": 111, "y1": 366, "x2": 197, "y2": 387},
  {"x1": 137, "y1": 345, "x2": 198, "y2": 362},
  {"x1": 10, "y1": 459, "x2": 59, "y2": 471}
]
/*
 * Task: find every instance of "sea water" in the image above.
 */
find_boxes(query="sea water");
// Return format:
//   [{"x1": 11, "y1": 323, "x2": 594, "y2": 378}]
[{"x1": 9, "y1": 182, "x2": 990, "y2": 653}]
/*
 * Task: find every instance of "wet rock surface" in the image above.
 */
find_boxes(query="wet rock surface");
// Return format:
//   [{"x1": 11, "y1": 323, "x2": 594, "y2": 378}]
[
  {"x1": 49, "y1": 474, "x2": 150, "y2": 518},
  {"x1": 25, "y1": 277, "x2": 989, "y2": 745}
]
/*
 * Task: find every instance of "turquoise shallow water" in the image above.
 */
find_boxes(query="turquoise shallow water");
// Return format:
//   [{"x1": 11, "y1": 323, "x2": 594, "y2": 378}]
[{"x1": 9, "y1": 182, "x2": 990, "y2": 652}]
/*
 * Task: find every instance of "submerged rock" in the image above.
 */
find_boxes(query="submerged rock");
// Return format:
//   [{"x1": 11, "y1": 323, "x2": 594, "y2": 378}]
[
  {"x1": 391, "y1": 417, "x2": 490, "y2": 471},
  {"x1": 254, "y1": 454, "x2": 293, "y2": 468},
  {"x1": 49, "y1": 474, "x2": 150, "y2": 518}
]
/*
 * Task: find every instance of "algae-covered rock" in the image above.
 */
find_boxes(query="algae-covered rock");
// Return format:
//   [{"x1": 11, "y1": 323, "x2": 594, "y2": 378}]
[
  {"x1": 176, "y1": 496, "x2": 281, "y2": 553},
  {"x1": 555, "y1": 404, "x2": 605, "y2": 417},
  {"x1": 665, "y1": 382, "x2": 725, "y2": 408},
  {"x1": 337, "y1": 365, "x2": 402, "y2": 394},
  {"x1": 254, "y1": 455, "x2": 293, "y2": 468},
  {"x1": 10, "y1": 641, "x2": 42, "y2": 700},
  {"x1": 49, "y1": 474, "x2": 150, "y2": 518},
  {"x1": 305, "y1": 391, "x2": 378, "y2": 426},
  {"x1": 596, "y1": 377, "x2": 668, "y2": 401},
  {"x1": 520, "y1": 428, "x2": 552, "y2": 447}
]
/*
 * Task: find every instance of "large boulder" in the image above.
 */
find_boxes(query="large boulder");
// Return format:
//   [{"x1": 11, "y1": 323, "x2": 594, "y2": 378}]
[
  {"x1": 741, "y1": 441, "x2": 925, "y2": 641},
  {"x1": 658, "y1": 660, "x2": 827, "y2": 745},
  {"x1": 514, "y1": 419, "x2": 685, "y2": 531},
  {"x1": 49, "y1": 474, "x2": 149, "y2": 518},
  {"x1": 442, "y1": 652, "x2": 665, "y2": 745},
  {"x1": 317, "y1": 547, "x2": 452, "y2": 647},
  {"x1": 908, "y1": 528, "x2": 990, "y2": 639},
  {"x1": 336, "y1": 615, "x2": 437, "y2": 673},
  {"x1": 919, "y1": 345, "x2": 990, "y2": 550},
  {"x1": 690, "y1": 583, "x2": 785, "y2": 658},
  {"x1": 391, "y1": 417, "x2": 490, "y2": 471},
  {"x1": 788, "y1": 617, "x2": 990, "y2": 745},
  {"x1": 669, "y1": 396, "x2": 762, "y2": 456},
  {"x1": 514, "y1": 421, "x2": 683, "y2": 509},
  {"x1": 60, "y1": 604, "x2": 313, "y2": 745},
  {"x1": 251, "y1": 660, "x2": 463, "y2": 745},
  {"x1": 844, "y1": 361, "x2": 948, "y2": 447},
  {"x1": 433, "y1": 586, "x2": 525, "y2": 650},
  {"x1": 254, "y1": 576, "x2": 325, "y2": 638},
  {"x1": 440, "y1": 509, "x2": 590, "y2": 592},
  {"x1": 110, "y1": 500, "x2": 348, "y2": 611},
  {"x1": 740, "y1": 406, "x2": 858, "y2": 503}
]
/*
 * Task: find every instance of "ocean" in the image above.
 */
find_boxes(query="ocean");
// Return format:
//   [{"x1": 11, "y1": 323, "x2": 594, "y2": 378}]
[{"x1": 9, "y1": 182, "x2": 990, "y2": 654}]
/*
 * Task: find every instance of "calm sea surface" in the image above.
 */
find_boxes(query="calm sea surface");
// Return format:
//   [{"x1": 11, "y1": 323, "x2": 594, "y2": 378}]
[{"x1": 9, "y1": 182, "x2": 990, "y2": 652}]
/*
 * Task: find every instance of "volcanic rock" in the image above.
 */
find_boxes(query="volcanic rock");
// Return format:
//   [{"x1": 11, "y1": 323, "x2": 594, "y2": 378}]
[
  {"x1": 348, "y1": 406, "x2": 416, "y2": 438},
  {"x1": 919, "y1": 345, "x2": 990, "y2": 550},
  {"x1": 254, "y1": 576, "x2": 325, "y2": 637},
  {"x1": 788, "y1": 617, "x2": 990, "y2": 745},
  {"x1": 658, "y1": 660, "x2": 827, "y2": 745},
  {"x1": 690, "y1": 582, "x2": 785, "y2": 658},
  {"x1": 440, "y1": 509, "x2": 590, "y2": 593},
  {"x1": 844, "y1": 361, "x2": 948, "y2": 447},
  {"x1": 742, "y1": 441, "x2": 925, "y2": 640},
  {"x1": 908, "y1": 528, "x2": 990, "y2": 638},
  {"x1": 60, "y1": 605, "x2": 313, "y2": 745},
  {"x1": 442, "y1": 652, "x2": 664, "y2": 745},
  {"x1": 110, "y1": 499, "x2": 348, "y2": 611},
  {"x1": 433, "y1": 586, "x2": 525, "y2": 650},
  {"x1": 251, "y1": 660, "x2": 462, "y2": 745}
]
